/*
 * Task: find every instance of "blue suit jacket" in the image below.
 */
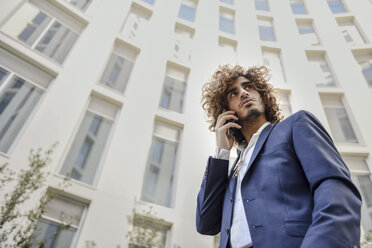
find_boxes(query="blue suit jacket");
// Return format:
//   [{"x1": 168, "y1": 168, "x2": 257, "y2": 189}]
[{"x1": 196, "y1": 110, "x2": 362, "y2": 248}]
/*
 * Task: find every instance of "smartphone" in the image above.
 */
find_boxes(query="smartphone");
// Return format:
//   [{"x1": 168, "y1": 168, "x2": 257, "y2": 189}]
[{"x1": 226, "y1": 112, "x2": 239, "y2": 136}]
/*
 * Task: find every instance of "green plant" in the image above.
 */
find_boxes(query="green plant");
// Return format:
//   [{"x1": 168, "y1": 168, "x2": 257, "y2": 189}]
[
  {"x1": 0, "y1": 144, "x2": 72, "y2": 247},
  {"x1": 126, "y1": 206, "x2": 169, "y2": 248}
]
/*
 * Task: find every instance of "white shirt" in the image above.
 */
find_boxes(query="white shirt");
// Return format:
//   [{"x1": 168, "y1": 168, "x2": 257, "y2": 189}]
[{"x1": 215, "y1": 122, "x2": 270, "y2": 248}]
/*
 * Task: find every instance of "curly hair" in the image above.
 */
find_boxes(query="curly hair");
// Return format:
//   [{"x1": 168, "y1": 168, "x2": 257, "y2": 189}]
[{"x1": 201, "y1": 64, "x2": 283, "y2": 146}]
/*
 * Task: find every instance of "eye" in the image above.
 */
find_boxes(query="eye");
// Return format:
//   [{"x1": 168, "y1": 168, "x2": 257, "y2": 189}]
[
  {"x1": 242, "y1": 83, "x2": 250, "y2": 89},
  {"x1": 229, "y1": 91, "x2": 237, "y2": 97}
]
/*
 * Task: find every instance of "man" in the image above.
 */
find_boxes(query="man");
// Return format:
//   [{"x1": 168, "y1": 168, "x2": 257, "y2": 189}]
[{"x1": 196, "y1": 65, "x2": 362, "y2": 248}]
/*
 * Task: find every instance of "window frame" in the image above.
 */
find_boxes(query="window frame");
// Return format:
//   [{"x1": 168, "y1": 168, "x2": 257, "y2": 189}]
[
  {"x1": 57, "y1": 96, "x2": 120, "y2": 187},
  {"x1": 32, "y1": 194, "x2": 88, "y2": 248},
  {"x1": 140, "y1": 120, "x2": 183, "y2": 208},
  {"x1": 0, "y1": 64, "x2": 50, "y2": 157},
  {"x1": 1, "y1": 0, "x2": 84, "y2": 64}
]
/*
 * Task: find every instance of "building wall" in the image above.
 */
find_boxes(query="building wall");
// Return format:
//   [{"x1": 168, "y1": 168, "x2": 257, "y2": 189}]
[{"x1": 0, "y1": 0, "x2": 372, "y2": 247}]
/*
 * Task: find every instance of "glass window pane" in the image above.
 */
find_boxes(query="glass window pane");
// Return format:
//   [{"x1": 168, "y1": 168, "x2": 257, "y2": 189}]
[
  {"x1": 338, "y1": 21, "x2": 365, "y2": 46},
  {"x1": 141, "y1": 0, "x2": 155, "y2": 5},
  {"x1": 258, "y1": 23, "x2": 276, "y2": 41},
  {"x1": 350, "y1": 172, "x2": 372, "y2": 233},
  {"x1": 262, "y1": 50, "x2": 285, "y2": 84},
  {"x1": 321, "y1": 97, "x2": 358, "y2": 143},
  {"x1": 290, "y1": 1, "x2": 307, "y2": 14},
  {"x1": 327, "y1": 0, "x2": 346, "y2": 13},
  {"x1": 220, "y1": 0, "x2": 233, "y2": 4},
  {"x1": 44, "y1": 196, "x2": 85, "y2": 226},
  {"x1": 99, "y1": 53, "x2": 134, "y2": 93},
  {"x1": 298, "y1": 26, "x2": 314, "y2": 34},
  {"x1": 151, "y1": 139, "x2": 164, "y2": 164},
  {"x1": 219, "y1": 16, "x2": 234, "y2": 34},
  {"x1": 278, "y1": 93, "x2": 292, "y2": 118},
  {"x1": 358, "y1": 175, "x2": 372, "y2": 207},
  {"x1": 2, "y1": 4, "x2": 53, "y2": 47},
  {"x1": 31, "y1": 219, "x2": 76, "y2": 248},
  {"x1": 353, "y1": 53, "x2": 372, "y2": 87},
  {"x1": 34, "y1": 21, "x2": 79, "y2": 63},
  {"x1": 60, "y1": 111, "x2": 114, "y2": 184},
  {"x1": 0, "y1": 67, "x2": 10, "y2": 87},
  {"x1": 1, "y1": 3, "x2": 79, "y2": 64},
  {"x1": 159, "y1": 76, "x2": 186, "y2": 113},
  {"x1": 255, "y1": 0, "x2": 269, "y2": 11},
  {"x1": 141, "y1": 123, "x2": 181, "y2": 207},
  {"x1": 30, "y1": 196, "x2": 86, "y2": 248},
  {"x1": 307, "y1": 54, "x2": 336, "y2": 87},
  {"x1": 178, "y1": 4, "x2": 196, "y2": 22},
  {"x1": 362, "y1": 67, "x2": 372, "y2": 87},
  {"x1": 0, "y1": 75, "x2": 43, "y2": 153}
]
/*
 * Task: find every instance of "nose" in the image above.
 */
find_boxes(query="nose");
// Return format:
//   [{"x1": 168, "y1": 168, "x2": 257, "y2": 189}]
[{"x1": 239, "y1": 87, "x2": 249, "y2": 99}]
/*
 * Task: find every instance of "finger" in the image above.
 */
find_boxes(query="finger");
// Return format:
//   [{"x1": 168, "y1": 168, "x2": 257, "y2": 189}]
[
  {"x1": 216, "y1": 114, "x2": 239, "y2": 129},
  {"x1": 216, "y1": 110, "x2": 235, "y2": 125},
  {"x1": 219, "y1": 122, "x2": 242, "y2": 133}
]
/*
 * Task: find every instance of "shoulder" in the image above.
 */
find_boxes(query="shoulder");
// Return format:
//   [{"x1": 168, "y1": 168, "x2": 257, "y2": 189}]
[
  {"x1": 273, "y1": 110, "x2": 324, "y2": 132},
  {"x1": 287, "y1": 110, "x2": 320, "y2": 124}
]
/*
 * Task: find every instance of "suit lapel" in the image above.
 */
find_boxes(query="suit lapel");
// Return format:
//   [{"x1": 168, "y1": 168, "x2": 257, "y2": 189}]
[{"x1": 246, "y1": 123, "x2": 275, "y2": 172}]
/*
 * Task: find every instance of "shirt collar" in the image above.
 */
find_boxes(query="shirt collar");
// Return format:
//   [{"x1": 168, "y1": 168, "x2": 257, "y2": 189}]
[{"x1": 237, "y1": 121, "x2": 271, "y2": 152}]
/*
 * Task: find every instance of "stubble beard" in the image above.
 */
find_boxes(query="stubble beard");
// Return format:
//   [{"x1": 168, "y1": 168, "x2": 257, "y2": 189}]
[{"x1": 238, "y1": 107, "x2": 264, "y2": 126}]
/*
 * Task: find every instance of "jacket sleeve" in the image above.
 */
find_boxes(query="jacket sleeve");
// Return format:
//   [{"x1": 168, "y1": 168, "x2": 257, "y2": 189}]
[
  {"x1": 196, "y1": 156, "x2": 229, "y2": 235},
  {"x1": 292, "y1": 110, "x2": 362, "y2": 248}
]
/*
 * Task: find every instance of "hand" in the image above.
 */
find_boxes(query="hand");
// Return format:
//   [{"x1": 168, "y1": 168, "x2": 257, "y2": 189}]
[{"x1": 214, "y1": 110, "x2": 241, "y2": 150}]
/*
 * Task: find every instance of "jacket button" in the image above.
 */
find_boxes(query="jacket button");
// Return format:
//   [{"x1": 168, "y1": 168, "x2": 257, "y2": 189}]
[
  {"x1": 230, "y1": 198, "x2": 233, "y2": 202},
  {"x1": 252, "y1": 225, "x2": 256, "y2": 228},
  {"x1": 225, "y1": 227, "x2": 229, "y2": 234}
]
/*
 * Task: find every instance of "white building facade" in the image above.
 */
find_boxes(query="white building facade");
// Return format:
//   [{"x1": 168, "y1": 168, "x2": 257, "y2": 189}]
[{"x1": 0, "y1": 0, "x2": 372, "y2": 247}]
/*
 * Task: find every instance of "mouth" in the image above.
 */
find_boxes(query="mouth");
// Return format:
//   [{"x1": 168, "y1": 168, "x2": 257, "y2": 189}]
[{"x1": 240, "y1": 99, "x2": 253, "y2": 108}]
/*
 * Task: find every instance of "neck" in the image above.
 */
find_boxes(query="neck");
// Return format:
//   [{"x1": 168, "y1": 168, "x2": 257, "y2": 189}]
[{"x1": 240, "y1": 114, "x2": 268, "y2": 144}]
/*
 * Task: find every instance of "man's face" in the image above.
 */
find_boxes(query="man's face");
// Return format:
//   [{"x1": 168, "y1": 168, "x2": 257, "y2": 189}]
[{"x1": 226, "y1": 76, "x2": 265, "y2": 123}]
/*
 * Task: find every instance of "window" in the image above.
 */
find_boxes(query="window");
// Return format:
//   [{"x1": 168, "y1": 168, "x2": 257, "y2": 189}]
[
  {"x1": 60, "y1": 96, "x2": 119, "y2": 185},
  {"x1": 320, "y1": 96, "x2": 358, "y2": 143},
  {"x1": 337, "y1": 19, "x2": 366, "y2": 46},
  {"x1": 278, "y1": 91, "x2": 292, "y2": 118},
  {"x1": 1, "y1": 2, "x2": 81, "y2": 63},
  {"x1": 219, "y1": 8, "x2": 235, "y2": 34},
  {"x1": 64, "y1": 0, "x2": 91, "y2": 10},
  {"x1": 0, "y1": 69, "x2": 43, "y2": 153},
  {"x1": 121, "y1": 3, "x2": 152, "y2": 42},
  {"x1": 306, "y1": 53, "x2": 336, "y2": 87},
  {"x1": 220, "y1": 0, "x2": 233, "y2": 5},
  {"x1": 159, "y1": 65, "x2": 188, "y2": 113},
  {"x1": 173, "y1": 24, "x2": 194, "y2": 61},
  {"x1": 30, "y1": 195, "x2": 87, "y2": 248},
  {"x1": 327, "y1": 0, "x2": 347, "y2": 13},
  {"x1": 99, "y1": 43, "x2": 138, "y2": 93},
  {"x1": 141, "y1": 0, "x2": 155, "y2": 5},
  {"x1": 0, "y1": 48, "x2": 52, "y2": 154},
  {"x1": 128, "y1": 215, "x2": 170, "y2": 248},
  {"x1": 219, "y1": 37, "x2": 237, "y2": 64},
  {"x1": 262, "y1": 49, "x2": 286, "y2": 84},
  {"x1": 343, "y1": 156, "x2": 372, "y2": 232},
  {"x1": 141, "y1": 121, "x2": 181, "y2": 207},
  {"x1": 297, "y1": 21, "x2": 320, "y2": 46},
  {"x1": 255, "y1": 0, "x2": 270, "y2": 11},
  {"x1": 290, "y1": 0, "x2": 307, "y2": 14},
  {"x1": 178, "y1": 0, "x2": 197, "y2": 22},
  {"x1": 353, "y1": 52, "x2": 372, "y2": 87},
  {"x1": 258, "y1": 18, "x2": 276, "y2": 42}
]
